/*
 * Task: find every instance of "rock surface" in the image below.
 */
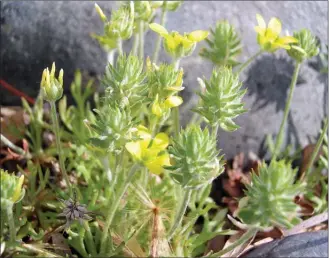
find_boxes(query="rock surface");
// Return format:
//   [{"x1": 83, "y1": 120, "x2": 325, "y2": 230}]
[
  {"x1": 244, "y1": 230, "x2": 328, "y2": 257},
  {"x1": 1, "y1": 1, "x2": 328, "y2": 158}
]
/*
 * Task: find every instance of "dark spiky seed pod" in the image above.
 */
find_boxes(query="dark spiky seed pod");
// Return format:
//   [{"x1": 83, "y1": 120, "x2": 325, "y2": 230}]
[
  {"x1": 200, "y1": 21, "x2": 242, "y2": 67},
  {"x1": 237, "y1": 160, "x2": 304, "y2": 230},
  {"x1": 166, "y1": 126, "x2": 225, "y2": 189},
  {"x1": 287, "y1": 29, "x2": 319, "y2": 63},
  {"x1": 193, "y1": 66, "x2": 247, "y2": 132}
]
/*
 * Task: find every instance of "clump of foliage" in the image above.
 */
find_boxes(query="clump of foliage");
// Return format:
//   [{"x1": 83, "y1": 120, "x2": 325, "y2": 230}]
[{"x1": 0, "y1": 2, "x2": 326, "y2": 258}]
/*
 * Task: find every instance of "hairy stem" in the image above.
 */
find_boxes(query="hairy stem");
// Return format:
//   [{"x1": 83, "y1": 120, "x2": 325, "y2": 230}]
[
  {"x1": 236, "y1": 49, "x2": 263, "y2": 74},
  {"x1": 152, "y1": 7, "x2": 167, "y2": 63},
  {"x1": 50, "y1": 101, "x2": 72, "y2": 195},
  {"x1": 272, "y1": 62, "x2": 301, "y2": 160},
  {"x1": 208, "y1": 227, "x2": 258, "y2": 257},
  {"x1": 100, "y1": 163, "x2": 140, "y2": 254},
  {"x1": 139, "y1": 20, "x2": 144, "y2": 59},
  {"x1": 168, "y1": 188, "x2": 192, "y2": 239}
]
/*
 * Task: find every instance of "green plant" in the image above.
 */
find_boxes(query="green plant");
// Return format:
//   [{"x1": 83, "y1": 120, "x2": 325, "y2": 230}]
[{"x1": 200, "y1": 20, "x2": 242, "y2": 67}]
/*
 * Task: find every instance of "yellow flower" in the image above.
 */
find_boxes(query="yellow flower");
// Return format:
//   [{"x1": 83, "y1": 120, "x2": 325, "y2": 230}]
[
  {"x1": 254, "y1": 14, "x2": 298, "y2": 52},
  {"x1": 149, "y1": 23, "x2": 209, "y2": 58},
  {"x1": 125, "y1": 126, "x2": 171, "y2": 175},
  {"x1": 152, "y1": 94, "x2": 183, "y2": 117}
]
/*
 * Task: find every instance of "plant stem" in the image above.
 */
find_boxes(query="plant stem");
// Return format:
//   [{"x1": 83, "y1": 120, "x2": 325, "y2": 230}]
[
  {"x1": 236, "y1": 49, "x2": 263, "y2": 74},
  {"x1": 212, "y1": 124, "x2": 219, "y2": 139},
  {"x1": 83, "y1": 220, "x2": 97, "y2": 256},
  {"x1": 117, "y1": 38, "x2": 123, "y2": 56},
  {"x1": 173, "y1": 59, "x2": 180, "y2": 71},
  {"x1": 0, "y1": 134, "x2": 31, "y2": 159},
  {"x1": 272, "y1": 62, "x2": 301, "y2": 160},
  {"x1": 152, "y1": 7, "x2": 167, "y2": 63},
  {"x1": 139, "y1": 20, "x2": 144, "y2": 59},
  {"x1": 208, "y1": 227, "x2": 258, "y2": 257},
  {"x1": 100, "y1": 163, "x2": 140, "y2": 254},
  {"x1": 107, "y1": 49, "x2": 116, "y2": 65},
  {"x1": 50, "y1": 101, "x2": 72, "y2": 196},
  {"x1": 22, "y1": 244, "x2": 60, "y2": 258},
  {"x1": 6, "y1": 204, "x2": 16, "y2": 244},
  {"x1": 168, "y1": 188, "x2": 192, "y2": 240},
  {"x1": 173, "y1": 59, "x2": 181, "y2": 136},
  {"x1": 302, "y1": 118, "x2": 328, "y2": 181},
  {"x1": 132, "y1": 34, "x2": 139, "y2": 56}
]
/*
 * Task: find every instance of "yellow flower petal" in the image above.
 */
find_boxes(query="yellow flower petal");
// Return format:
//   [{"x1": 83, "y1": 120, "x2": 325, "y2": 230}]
[
  {"x1": 268, "y1": 17, "x2": 282, "y2": 36},
  {"x1": 164, "y1": 96, "x2": 183, "y2": 108},
  {"x1": 137, "y1": 125, "x2": 151, "y2": 139},
  {"x1": 167, "y1": 86, "x2": 185, "y2": 91},
  {"x1": 277, "y1": 36, "x2": 298, "y2": 44},
  {"x1": 255, "y1": 26, "x2": 266, "y2": 36},
  {"x1": 145, "y1": 152, "x2": 170, "y2": 175},
  {"x1": 180, "y1": 36, "x2": 194, "y2": 48},
  {"x1": 125, "y1": 142, "x2": 142, "y2": 160},
  {"x1": 272, "y1": 43, "x2": 290, "y2": 50},
  {"x1": 256, "y1": 14, "x2": 266, "y2": 29},
  {"x1": 265, "y1": 29, "x2": 279, "y2": 42},
  {"x1": 187, "y1": 30, "x2": 209, "y2": 42},
  {"x1": 153, "y1": 133, "x2": 169, "y2": 149},
  {"x1": 165, "y1": 35, "x2": 179, "y2": 50},
  {"x1": 149, "y1": 23, "x2": 168, "y2": 36}
]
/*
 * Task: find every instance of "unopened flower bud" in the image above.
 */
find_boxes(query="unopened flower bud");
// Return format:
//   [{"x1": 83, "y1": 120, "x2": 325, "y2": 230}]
[
  {"x1": 287, "y1": 29, "x2": 319, "y2": 63},
  {"x1": 40, "y1": 62, "x2": 64, "y2": 102}
]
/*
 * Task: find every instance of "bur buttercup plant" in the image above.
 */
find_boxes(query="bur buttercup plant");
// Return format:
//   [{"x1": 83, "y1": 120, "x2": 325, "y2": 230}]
[{"x1": 1, "y1": 2, "x2": 327, "y2": 258}]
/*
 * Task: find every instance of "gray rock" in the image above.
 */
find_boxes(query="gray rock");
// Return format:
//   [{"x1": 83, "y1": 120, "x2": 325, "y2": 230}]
[
  {"x1": 244, "y1": 231, "x2": 328, "y2": 258},
  {"x1": 1, "y1": 1, "x2": 327, "y2": 159}
]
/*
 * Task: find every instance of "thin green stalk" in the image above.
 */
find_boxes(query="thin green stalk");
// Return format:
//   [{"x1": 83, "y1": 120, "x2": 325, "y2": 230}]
[
  {"x1": 272, "y1": 62, "x2": 301, "y2": 160},
  {"x1": 139, "y1": 20, "x2": 144, "y2": 59},
  {"x1": 107, "y1": 49, "x2": 116, "y2": 65},
  {"x1": 0, "y1": 134, "x2": 31, "y2": 159},
  {"x1": 212, "y1": 124, "x2": 219, "y2": 139},
  {"x1": 302, "y1": 118, "x2": 328, "y2": 181},
  {"x1": 7, "y1": 204, "x2": 16, "y2": 244},
  {"x1": 152, "y1": 7, "x2": 167, "y2": 63},
  {"x1": 50, "y1": 101, "x2": 72, "y2": 195},
  {"x1": 132, "y1": 34, "x2": 139, "y2": 56},
  {"x1": 83, "y1": 221, "x2": 97, "y2": 256},
  {"x1": 117, "y1": 38, "x2": 123, "y2": 56},
  {"x1": 168, "y1": 188, "x2": 192, "y2": 240},
  {"x1": 100, "y1": 163, "x2": 140, "y2": 254},
  {"x1": 236, "y1": 49, "x2": 263, "y2": 74},
  {"x1": 208, "y1": 227, "x2": 258, "y2": 257}
]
